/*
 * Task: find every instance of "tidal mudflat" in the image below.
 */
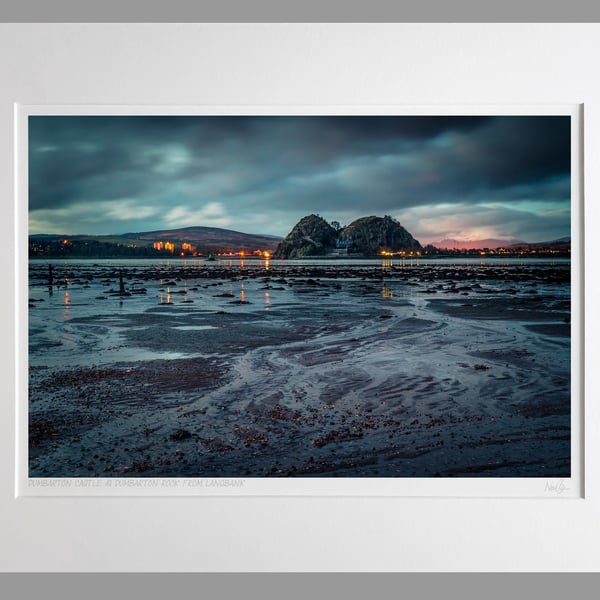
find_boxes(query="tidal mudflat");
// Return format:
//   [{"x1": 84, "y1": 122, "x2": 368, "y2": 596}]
[{"x1": 28, "y1": 258, "x2": 571, "y2": 478}]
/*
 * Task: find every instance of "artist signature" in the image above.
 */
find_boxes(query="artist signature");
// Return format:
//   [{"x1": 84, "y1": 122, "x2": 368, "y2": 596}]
[{"x1": 544, "y1": 479, "x2": 570, "y2": 495}]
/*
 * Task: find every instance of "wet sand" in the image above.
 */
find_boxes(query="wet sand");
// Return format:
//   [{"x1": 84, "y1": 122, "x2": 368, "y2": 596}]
[{"x1": 28, "y1": 259, "x2": 571, "y2": 477}]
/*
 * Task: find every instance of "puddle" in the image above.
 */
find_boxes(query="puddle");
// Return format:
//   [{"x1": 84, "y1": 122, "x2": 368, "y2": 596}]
[{"x1": 171, "y1": 325, "x2": 217, "y2": 331}]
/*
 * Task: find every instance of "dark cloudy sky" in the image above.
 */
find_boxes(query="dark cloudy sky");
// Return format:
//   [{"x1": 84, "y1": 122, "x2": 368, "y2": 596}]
[{"x1": 28, "y1": 115, "x2": 571, "y2": 244}]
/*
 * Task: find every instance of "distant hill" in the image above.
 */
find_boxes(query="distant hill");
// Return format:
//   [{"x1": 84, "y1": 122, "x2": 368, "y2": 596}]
[
  {"x1": 431, "y1": 238, "x2": 527, "y2": 250},
  {"x1": 125, "y1": 226, "x2": 282, "y2": 253},
  {"x1": 273, "y1": 214, "x2": 422, "y2": 258},
  {"x1": 29, "y1": 225, "x2": 283, "y2": 258},
  {"x1": 508, "y1": 237, "x2": 571, "y2": 250}
]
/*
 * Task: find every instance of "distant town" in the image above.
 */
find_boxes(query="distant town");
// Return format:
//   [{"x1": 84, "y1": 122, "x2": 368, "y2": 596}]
[
  {"x1": 28, "y1": 235, "x2": 570, "y2": 259},
  {"x1": 418, "y1": 242, "x2": 570, "y2": 258}
]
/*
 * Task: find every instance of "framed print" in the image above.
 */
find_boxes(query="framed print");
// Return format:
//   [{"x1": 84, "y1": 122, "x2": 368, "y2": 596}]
[
  {"x1": 2, "y1": 23, "x2": 600, "y2": 572},
  {"x1": 16, "y1": 104, "x2": 582, "y2": 498}
]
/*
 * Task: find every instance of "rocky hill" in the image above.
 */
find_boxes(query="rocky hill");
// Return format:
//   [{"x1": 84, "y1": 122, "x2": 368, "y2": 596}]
[
  {"x1": 272, "y1": 214, "x2": 339, "y2": 258},
  {"x1": 273, "y1": 214, "x2": 422, "y2": 258},
  {"x1": 338, "y1": 215, "x2": 422, "y2": 255}
]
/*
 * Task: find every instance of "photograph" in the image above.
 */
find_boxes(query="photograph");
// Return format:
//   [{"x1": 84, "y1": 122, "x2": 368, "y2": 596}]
[{"x1": 27, "y1": 113, "x2": 573, "y2": 479}]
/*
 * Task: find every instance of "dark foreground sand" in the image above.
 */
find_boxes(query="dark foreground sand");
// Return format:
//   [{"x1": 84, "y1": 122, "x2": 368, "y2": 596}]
[{"x1": 28, "y1": 260, "x2": 571, "y2": 477}]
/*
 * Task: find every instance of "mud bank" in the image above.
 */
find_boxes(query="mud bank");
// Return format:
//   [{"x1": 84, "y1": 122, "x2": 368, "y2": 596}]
[{"x1": 28, "y1": 259, "x2": 571, "y2": 477}]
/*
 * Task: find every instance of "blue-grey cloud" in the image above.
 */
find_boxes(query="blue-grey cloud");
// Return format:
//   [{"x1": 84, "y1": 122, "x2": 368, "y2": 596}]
[{"x1": 28, "y1": 115, "x2": 571, "y2": 243}]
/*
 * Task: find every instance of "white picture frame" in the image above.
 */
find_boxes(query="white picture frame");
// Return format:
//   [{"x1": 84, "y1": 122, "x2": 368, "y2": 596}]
[
  {"x1": 1, "y1": 22, "x2": 599, "y2": 572},
  {"x1": 15, "y1": 102, "x2": 583, "y2": 500}
]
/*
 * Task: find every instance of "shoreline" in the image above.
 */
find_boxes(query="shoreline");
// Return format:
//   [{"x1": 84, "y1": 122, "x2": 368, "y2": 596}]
[{"x1": 28, "y1": 252, "x2": 571, "y2": 261}]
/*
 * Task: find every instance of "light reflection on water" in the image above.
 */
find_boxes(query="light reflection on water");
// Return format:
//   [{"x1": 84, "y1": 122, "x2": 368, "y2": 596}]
[
  {"x1": 63, "y1": 289, "x2": 70, "y2": 320},
  {"x1": 158, "y1": 288, "x2": 172, "y2": 304}
]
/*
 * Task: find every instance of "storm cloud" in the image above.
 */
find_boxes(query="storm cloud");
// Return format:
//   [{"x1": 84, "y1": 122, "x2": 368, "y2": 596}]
[{"x1": 28, "y1": 115, "x2": 571, "y2": 244}]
